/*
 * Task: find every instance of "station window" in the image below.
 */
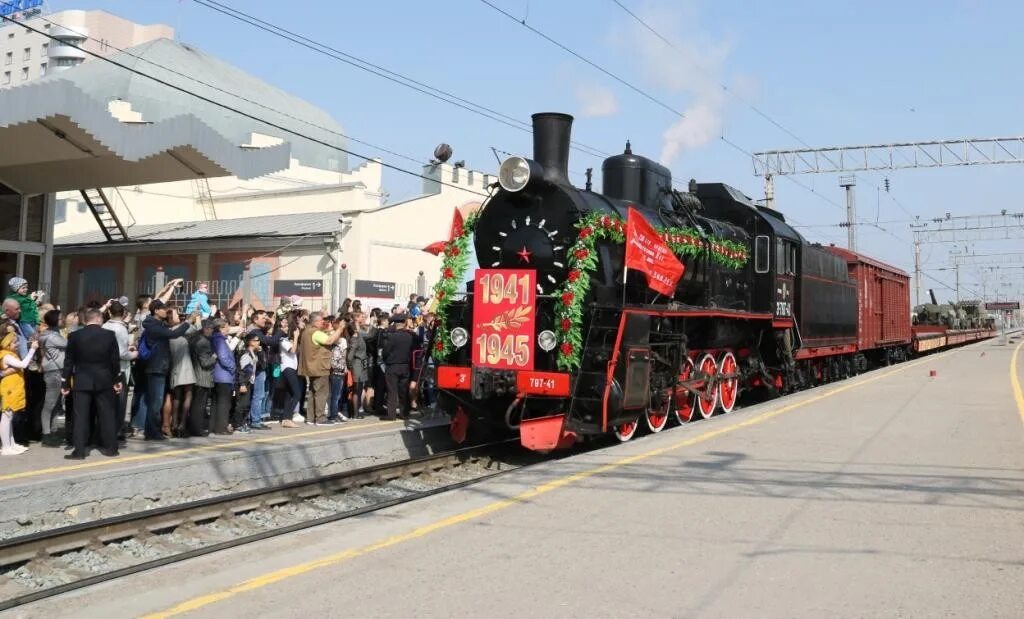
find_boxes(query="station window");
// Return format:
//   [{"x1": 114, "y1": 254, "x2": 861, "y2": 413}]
[
  {"x1": 39, "y1": 62, "x2": 46, "y2": 76},
  {"x1": 4, "y1": 51, "x2": 11, "y2": 66},
  {"x1": 20, "y1": 67, "x2": 28, "y2": 81},
  {"x1": 754, "y1": 235, "x2": 770, "y2": 274},
  {"x1": 1, "y1": 71, "x2": 9, "y2": 86},
  {"x1": 22, "y1": 47, "x2": 29, "y2": 61},
  {"x1": 41, "y1": 42, "x2": 47, "y2": 57}
]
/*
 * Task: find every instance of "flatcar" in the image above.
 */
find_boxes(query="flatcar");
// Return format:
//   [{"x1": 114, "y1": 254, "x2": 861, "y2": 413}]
[{"x1": 427, "y1": 112, "x2": 992, "y2": 451}]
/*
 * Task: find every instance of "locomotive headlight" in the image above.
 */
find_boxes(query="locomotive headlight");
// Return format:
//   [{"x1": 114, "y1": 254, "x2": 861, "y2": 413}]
[
  {"x1": 498, "y1": 156, "x2": 531, "y2": 192},
  {"x1": 537, "y1": 330, "x2": 557, "y2": 352},
  {"x1": 450, "y1": 327, "x2": 468, "y2": 349}
]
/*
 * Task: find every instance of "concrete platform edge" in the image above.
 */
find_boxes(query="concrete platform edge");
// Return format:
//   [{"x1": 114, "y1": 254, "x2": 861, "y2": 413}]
[{"x1": 0, "y1": 423, "x2": 455, "y2": 539}]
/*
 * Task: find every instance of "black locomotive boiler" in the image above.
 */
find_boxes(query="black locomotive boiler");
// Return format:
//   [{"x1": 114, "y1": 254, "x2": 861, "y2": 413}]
[{"x1": 431, "y1": 113, "x2": 880, "y2": 451}]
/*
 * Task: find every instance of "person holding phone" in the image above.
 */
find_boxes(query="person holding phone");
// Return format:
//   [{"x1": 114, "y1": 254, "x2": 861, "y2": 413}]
[{"x1": 140, "y1": 301, "x2": 189, "y2": 440}]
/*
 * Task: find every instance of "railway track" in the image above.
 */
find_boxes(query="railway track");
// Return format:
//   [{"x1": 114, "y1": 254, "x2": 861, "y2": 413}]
[{"x1": 0, "y1": 440, "x2": 528, "y2": 611}]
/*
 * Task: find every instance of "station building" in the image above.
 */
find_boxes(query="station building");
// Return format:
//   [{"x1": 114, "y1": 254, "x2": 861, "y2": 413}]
[
  {"x1": 1, "y1": 6, "x2": 173, "y2": 88},
  {"x1": 0, "y1": 15, "x2": 491, "y2": 313},
  {"x1": 53, "y1": 161, "x2": 489, "y2": 312}
]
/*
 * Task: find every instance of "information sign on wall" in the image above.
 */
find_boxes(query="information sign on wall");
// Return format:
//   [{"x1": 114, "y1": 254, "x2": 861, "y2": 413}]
[
  {"x1": 354, "y1": 279, "x2": 396, "y2": 299},
  {"x1": 273, "y1": 279, "x2": 324, "y2": 298}
]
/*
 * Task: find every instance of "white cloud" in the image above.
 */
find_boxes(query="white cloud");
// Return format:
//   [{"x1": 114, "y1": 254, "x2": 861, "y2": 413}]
[
  {"x1": 660, "y1": 90, "x2": 725, "y2": 163},
  {"x1": 609, "y1": 3, "x2": 737, "y2": 165},
  {"x1": 575, "y1": 82, "x2": 619, "y2": 118}
]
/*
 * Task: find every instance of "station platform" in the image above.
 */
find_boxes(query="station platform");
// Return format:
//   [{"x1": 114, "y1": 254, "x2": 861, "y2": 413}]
[
  {"x1": 0, "y1": 414, "x2": 454, "y2": 540},
  {"x1": 29, "y1": 336, "x2": 1022, "y2": 618}
]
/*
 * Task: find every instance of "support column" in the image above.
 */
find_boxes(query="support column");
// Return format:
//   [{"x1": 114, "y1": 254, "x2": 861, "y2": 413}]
[
  {"x1": 154, "y1": 265, "x2": 166, "y2": 295},
  {"x1": 57, "y1": 258, "x2": 70, "y2": 309},
  {"x1": 339, "y1": 264, "x2": 350, "y2": 304},
  {"x1": 40, "y1": 193, "x2": 55, "y2": 292},
  {"x1": 123, "y1": 255, "x2": 137, "y2": 298},
  {"x1": 16, "y1": 194, "x2": 27, "y2": 276},
  {"x1": 240, "y1": 263, "x2": 252, "y2": 319},
  {"x1": 763, "y1": 174, "x2": 774, "y2": 210},
  {"x1": 196, "y1": 252, "x2": 211, "y2": 283},
  {"x1": 76, "y1": 270, "x2": 85, "y2": 308},
  {"x1": 913, "y1": 240, "x2": 922, "y2": 307},
  {"x1": 331, "y1": 235, "x2": 342, "y2": 312},
  {"x1": 954, "y1": 263, "x2": 960, "y2": 304},
  {"x1": 839, "y1": 175, "x2": 856, "y2": 251}
]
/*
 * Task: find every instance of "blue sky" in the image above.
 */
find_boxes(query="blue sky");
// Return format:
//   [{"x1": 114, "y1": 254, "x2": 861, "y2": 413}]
[{"x1": 47, "y1": 0, "x2": 1024, "y2": 301}]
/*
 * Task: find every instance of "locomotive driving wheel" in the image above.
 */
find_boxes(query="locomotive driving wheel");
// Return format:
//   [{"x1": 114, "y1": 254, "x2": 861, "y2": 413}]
[
  {"x1": 673, "y1": 356, "x2": 697, "y2": 424},
  {"x1": 695, "y1": 353, "x2": 719, "y2": 419},
  {"x1": 644, "y1": 398, "x2": 669, "y2": 433},
  {"x1": 613, "y1": 418, "x2": 639, "y2": 442},
  {"x1": 717, "y1": 351, "x2": 739, "y2": 414}
]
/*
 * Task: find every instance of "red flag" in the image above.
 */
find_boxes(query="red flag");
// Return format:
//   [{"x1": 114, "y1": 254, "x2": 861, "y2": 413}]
[
  {"x1": 422, "y1": 241, "x2": 447, "y2": 256},
  {"x1": 449, "y1": 207, "x2": 464, "y2": 240},
  {"x1": 422, "y1": 208, "x2": 465, "y2": 255},
  {"x1": 624, "y1": 207, "x2": 684, "y2": 296}
]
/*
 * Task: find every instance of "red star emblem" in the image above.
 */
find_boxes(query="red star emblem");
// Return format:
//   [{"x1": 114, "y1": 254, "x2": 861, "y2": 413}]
[{"x1": 516, "y1": 245, "x2": 532, "y2": 263}]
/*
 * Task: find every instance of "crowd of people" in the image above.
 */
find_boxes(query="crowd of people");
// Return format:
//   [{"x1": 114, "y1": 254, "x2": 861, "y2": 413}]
[{"x1": 0, "y1": 276, "x2": 439, "y2": 460}]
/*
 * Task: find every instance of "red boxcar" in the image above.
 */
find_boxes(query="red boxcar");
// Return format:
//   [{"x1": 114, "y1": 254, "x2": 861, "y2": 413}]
[{"x1": 826, "y1": 247, "x2": 912, "y2": 358}]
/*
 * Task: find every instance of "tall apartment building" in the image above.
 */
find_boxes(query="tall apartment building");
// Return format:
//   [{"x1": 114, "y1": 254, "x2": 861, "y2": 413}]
[{"x1": 0, "y1": 8, "x2": 173, "y2": 89}]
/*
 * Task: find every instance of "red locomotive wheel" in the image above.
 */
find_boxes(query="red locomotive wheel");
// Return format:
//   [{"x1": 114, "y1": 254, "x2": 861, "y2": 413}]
[
  {"x1": 674, "y1": 357, "x2": 697, "y2": 424},
  {"x1": 613, "y1": 418, "x2": 639, "y2": 442},
  {"x1": 717, "y1": 351, "x2": 739, "y2": 414},
  {"x1": 645, "y1": 401, "x2": 669, "y2": 433},
  {"x1": 696, "y1": 353, "x2": 719, "y2": 419}
]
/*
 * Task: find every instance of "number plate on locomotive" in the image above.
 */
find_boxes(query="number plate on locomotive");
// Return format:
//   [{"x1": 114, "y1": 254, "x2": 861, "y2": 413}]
[
  {"x1": 472, "y1": 269, "x2": 536, "y2": 371},
  {"x1": 516, "y1": 371, "x2": 570, "y2": 396}
]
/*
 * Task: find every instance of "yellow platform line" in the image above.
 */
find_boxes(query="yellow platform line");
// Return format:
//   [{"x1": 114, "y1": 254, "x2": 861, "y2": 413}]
[
  {"x1": 143, "y1": 353, "x2": 948, "y2": 619},
  {"x1": 1011, "y1": 339, "x2": 1024, "y2": 427},
  {"x1": 0, "y1": 421, "x2": 403, "y2": 483}
]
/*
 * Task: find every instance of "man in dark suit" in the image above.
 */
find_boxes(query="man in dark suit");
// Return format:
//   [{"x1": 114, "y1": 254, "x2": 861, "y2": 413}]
[
  {"x1": 62, "y1": 308, "x2": 123, "y2": 459},
  {"x1": 382, "y1": 314, "x2": 416, "y2": 420}
]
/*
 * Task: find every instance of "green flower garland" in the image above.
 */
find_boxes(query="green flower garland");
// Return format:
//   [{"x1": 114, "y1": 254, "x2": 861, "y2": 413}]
[
  {"x1": 429, "y1": 209, "x2": 749, "y2": 370},
  {"x1": 431, "y1": 210, "x2": 481, "y2": 361},
  {"x1": 552, "y1": 212, "x2": 749, "y2": 371}
]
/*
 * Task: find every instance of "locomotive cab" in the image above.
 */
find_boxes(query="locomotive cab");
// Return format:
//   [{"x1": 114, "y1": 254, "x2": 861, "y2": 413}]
[{"x1": 696, "y1": 184, "x2": 800, "y2": 320}]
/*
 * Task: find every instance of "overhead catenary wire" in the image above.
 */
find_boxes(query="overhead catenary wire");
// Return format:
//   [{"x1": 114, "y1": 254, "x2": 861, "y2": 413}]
[
  {"x1": 473, "y1": 0, "x2": 851, "y2": 245},
  {"x1": 477, "y1": 0, "x2": 687, "y2": 120},
  {"x1": 609, "y1": 0, "x2": 920, "y2": 222},
  {"x1": 3, "y1": 1, "x2": 563, "y2": 191},
  {"x1": 610, "y1": 0, "x2": 807, "y2": 148},
  {"x1": 0, "y1": 3, "x2": 434, "y2": 169},
  {"x1": 481, "y1": 0, "x2": 917, "y2": 258},
  {"x1": 188, "y1": 0, "x2": 611, "y2": 161},
  {"x1": 0, "y1": 10, "x2": 491, "y2": 199}
]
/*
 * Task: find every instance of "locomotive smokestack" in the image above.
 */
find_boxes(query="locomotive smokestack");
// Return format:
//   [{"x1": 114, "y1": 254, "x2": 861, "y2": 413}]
[{"x1": 532, "y1": 112, "x2": 573, "y2": 185}]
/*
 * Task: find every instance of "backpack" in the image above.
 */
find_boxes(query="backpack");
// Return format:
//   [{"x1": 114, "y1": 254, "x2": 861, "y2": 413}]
[{"x1": 137, "y1": 332, "x2": 153, "y2": 361}]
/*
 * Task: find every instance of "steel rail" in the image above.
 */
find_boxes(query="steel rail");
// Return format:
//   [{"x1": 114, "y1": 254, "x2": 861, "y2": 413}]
[{"x1": 0, "y1": 439, "x2": 522, "y2": 611}]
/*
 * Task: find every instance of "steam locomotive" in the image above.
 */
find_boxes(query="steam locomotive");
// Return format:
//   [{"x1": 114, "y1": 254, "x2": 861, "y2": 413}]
[{"x1": 430, "y1": 113, "x2": 981, "y2": 451}]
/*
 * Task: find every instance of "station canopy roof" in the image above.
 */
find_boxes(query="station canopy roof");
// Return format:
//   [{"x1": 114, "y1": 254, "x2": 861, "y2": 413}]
[
  {"x1": 56, "y1": 211, "x2": 343, "y2": 248},
  {"x1": 0, "y1": 38, "x2": 349, "y2": 195}
]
